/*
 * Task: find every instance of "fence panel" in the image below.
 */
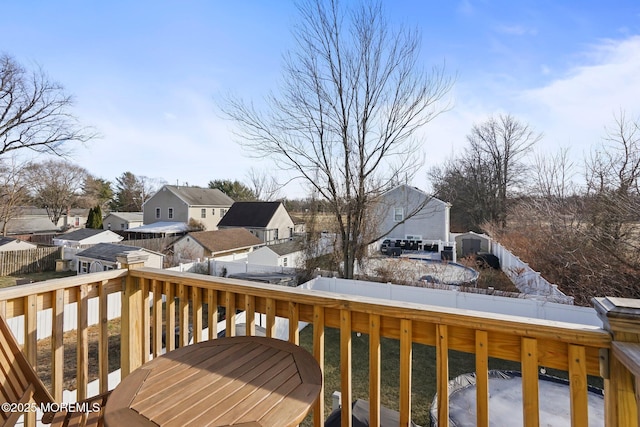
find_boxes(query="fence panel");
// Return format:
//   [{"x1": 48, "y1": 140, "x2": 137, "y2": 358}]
[{"x1": 0, "y1": 247, "x2": 61, "y2": 276}]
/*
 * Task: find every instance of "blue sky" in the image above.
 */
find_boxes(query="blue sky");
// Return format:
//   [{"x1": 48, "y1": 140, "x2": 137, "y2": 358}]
[{"x1": 2, "y1": 1, "x2": 639, "y2": 197}]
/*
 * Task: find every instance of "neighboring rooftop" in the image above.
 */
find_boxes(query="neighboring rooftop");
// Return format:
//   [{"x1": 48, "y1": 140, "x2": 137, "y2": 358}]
[
  {"x1": 76, "y1": 243, "x2": 158, "y2": 262},
  {"x1": 265, "y1": 239, "x2": 305, "y2": 256},
  {"x1": 106, "y1": 212, "x2": 143, "y2": 221},
  {"x1": 162, "y1": 185, "x2": 235, "y2": 206},
  {"x1": 217, "y1": 201, "x2": 284, "y2": 228},
  {"x1": 126, "y1": 222, "x2": 190, "y2": 234},
  {"x1": 184, "y1": 229, "x2": 263, "y2": 254},
  {"x1": 55, "y1": 228, "x2": 111, "y2": 241},
  {"x1": 0, "y1": 217, "x2": 60, "y2": 235}
]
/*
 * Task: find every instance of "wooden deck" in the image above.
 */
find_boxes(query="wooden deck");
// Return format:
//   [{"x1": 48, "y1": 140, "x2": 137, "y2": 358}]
[{"x1": 0, "y1": 263, "x2": 639, "y2": 427}]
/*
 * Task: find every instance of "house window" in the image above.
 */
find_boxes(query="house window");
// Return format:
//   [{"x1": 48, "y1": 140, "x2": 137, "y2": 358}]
[
  {"x1": 79, "y1": 261, "x2": 89, "y2": 274},
  {"x1": 394, "y1": 207, "x2": 404, "y2": 222},
  {"x1": 155, "y1": 208, "x2": 161, "y2": 219},
  {"x1": 283, "y1": 257, "x2": 288, "y2": 267},
  {"x1": 220, "y1": 209, "x2": 227, "y2": 217},
  {"x1": 212, "y1": 208, "x2": 215, "y2": 216},
  {"x1": 120, "y1": 223, "x2": 125, "y2": 230},
  {"x1": 201, "y1": 208, "x2": 206, "y2": 218},
  {"x1": 274, "y1": 229, "x2": 279, "y2": 240},
  {"x1": 168, "y1": 208, "x2": 174, "y2": 219},
  {"x1": 74, "y1": 217, "x2": 80, "y2": 227}
]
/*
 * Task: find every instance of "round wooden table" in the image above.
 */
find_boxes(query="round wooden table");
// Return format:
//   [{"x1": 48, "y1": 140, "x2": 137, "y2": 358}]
[{"x1": 103, "y1": 336, "x2": 322, "y2": 427}]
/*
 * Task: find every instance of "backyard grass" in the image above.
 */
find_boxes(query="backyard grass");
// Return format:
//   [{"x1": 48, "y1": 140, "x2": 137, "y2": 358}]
[{"x1": 0, "y1": 270, "x2": 77, "y2": 289}]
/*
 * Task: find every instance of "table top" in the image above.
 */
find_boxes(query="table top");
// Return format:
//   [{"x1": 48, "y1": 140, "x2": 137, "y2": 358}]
[{"x1": 103, "y1": 336, "x2": 322, "y2": 427}]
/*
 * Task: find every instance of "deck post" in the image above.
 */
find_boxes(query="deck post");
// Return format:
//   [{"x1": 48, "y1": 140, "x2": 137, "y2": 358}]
[
  {"x1": 119, "y1": 252, "x2": 149, "y2": 378},
  {"x1": 593, "y1": 297, "x2": 640, "y2": 427}
]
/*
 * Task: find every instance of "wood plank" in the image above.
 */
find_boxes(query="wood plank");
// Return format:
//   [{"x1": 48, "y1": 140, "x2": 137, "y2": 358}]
[
  {"x1": 340, "y1": 309, "x2": 352, "y2": 427},
  {"x1": 192, "y1": 286, "x2": 202, "y2": 343},
  {"x1": 568, "y1": 344, "x2": 589, "y2": 427},
  {"x1": 153, "y1": 280, "x2": 163, "y2": 356},
  {"x1": 226, "y1": 291, "x2": 236, "y2": 337},
  {"x1": 314, "y1": 306, "x2": 325, "y2": 427},
  {"x1": 207, "y1": 289, "x2": 218, "y2": 340},
  {"x1": 77, "y1": 284, "x2": 88, "y2": 400},
  {"x1": 245, "y1": 295, "x2": 255, "y2": 337},
  {"x1": 399, "y1": 319, "x2": 412, "y2": 427},
  {"x1": 289, "y1": 301, "x2": 299, "y2": 344},
  {"x1": 266, "y1": 298, "x2": 276, "y2": 338},
  {"x1": 437, "y1": 324, "x2": 449, "y2": 427},
  {"x1": 165, "y1": 282, "x2": 175, "y2": 352},
  {"x1": 98, "y1": 281, "x2": 109, "y2": 394},
  {"x1": 521, "y1": 337, "x2": 539, "y2": 427},
  {"x1": 142, "y1": 277, "x2": 150, "y2": 361},
  {"x1": 369, "y1": 314, "x2": 381, "y2": 427},
  {"x1": 179, "y1": 284, "x2": 189, "y2": 347},
  {"x1": 612, "y1": 342, "x2": 640, "y2": 378},
  {"x1": 52, "y1": 289, "x2": 64, "y2": 400},
  {"x1": 475, "y1": 330, "x2": 489, "y2": 427}
]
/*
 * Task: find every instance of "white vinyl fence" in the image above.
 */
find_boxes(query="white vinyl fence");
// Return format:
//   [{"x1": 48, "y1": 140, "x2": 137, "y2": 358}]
[{"x1": 491, "y1": 241, "x2": 573, "y2": 304}]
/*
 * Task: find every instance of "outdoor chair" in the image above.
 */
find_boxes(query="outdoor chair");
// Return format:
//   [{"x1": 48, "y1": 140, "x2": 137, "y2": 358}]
[{"x1": 0, "y1": 315, "x2": 110, "y2": 427}]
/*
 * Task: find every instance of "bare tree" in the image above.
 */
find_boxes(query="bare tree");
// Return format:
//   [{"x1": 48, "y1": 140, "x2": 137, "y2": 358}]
[
  {"x1": 221, "y1": 0, "x2": 452, "y2": 278},
  {"x1": 24, "y1": 160, "x2": 89, "y2": 225},
  {"x1": 246, "y1": 167, "x2": 281, "y2": 201},
  {"x1": 467, "y1": 114, "x2": 541, "y2": 228},
  {"x1": 0, "y1": 54, "x2": 95, "y2": 157},
  {"x1": 0, "y1": 157, "x2": 29, "y2": 236}
]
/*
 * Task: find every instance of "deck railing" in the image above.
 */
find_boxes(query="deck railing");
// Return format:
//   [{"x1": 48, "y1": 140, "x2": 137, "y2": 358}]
[{"x1": 1, "y1": 262, "x2": 639, "y2": 427}]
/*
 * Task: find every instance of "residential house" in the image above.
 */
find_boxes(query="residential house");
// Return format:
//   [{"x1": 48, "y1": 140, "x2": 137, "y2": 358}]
[
  {"x1": 52, "y1": 228, "x2": 124, "y2": 248},
  {"x1": 75, "y1": 243, "x2": 164, "y2": 274},
  {"x1": 142, "y1": 185, "x2": 234, "y2": 231},
  {"x1": 103, "y1": 212, "x2": 144, "y2": 231},
  {"x1": 0, "y1": 237, "x2": 38, "y2": 252},
  {"x1": 172, "y1": 228, "x2": 263, "y2": 261},
  {"x1": 217, "y1": 201, "x2": 295, "y2": 243},
  {"x1": 376, "y1": 184, "x2": 452, "y2": 252},
  {"x1": 247, "y1": 239, "x2": 305, "y2": 268}
]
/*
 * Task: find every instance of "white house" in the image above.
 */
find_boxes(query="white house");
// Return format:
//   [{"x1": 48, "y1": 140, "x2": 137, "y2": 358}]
[
  {"x1": 375, "y1": 184, "x2": 453, "y2": 253},
  {"x1": 0, "y1": 237, "x2": 38, "y2": 252},
  {"x1": 75, "y1": 243, "x2": 164, "y2": 274},
  {"x1": 103, "y1": 212, "x2": 144, "y2": 231},
  {"x1": 172, "y1": 228, "x2": 263, "y2": 261},
  {"x1": 247, "y1": 239, "x2": 305, "y2": 268},
  {"x1": 52, "y1": 228, "x2": 124, "y2": 248}
]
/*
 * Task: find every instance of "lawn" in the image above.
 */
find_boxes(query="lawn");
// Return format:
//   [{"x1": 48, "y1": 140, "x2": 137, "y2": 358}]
[
  {"x1": 298, "y1": 324, "x2": 520, "y2": 426},
  {"x1": 0, "y1": 270, "x2": 77, "y2": 289}
]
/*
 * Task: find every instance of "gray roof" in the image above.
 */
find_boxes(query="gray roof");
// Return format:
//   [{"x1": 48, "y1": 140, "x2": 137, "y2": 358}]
[
  {"x1": 56, "y1": 228, "x2": 108, "y2": 241},
  {"x1": 0, "y1": 237, "x2": 17, "y2": 246},
  {"x1": 265, "y1": 239, "x2": 305, "y2": 256},
  {"x1": 106, "y1": 212, "x2": 143, "y2": 222},
  {"x1": 76, "y1": 243, "x2": 157, "y2": 263},
  {"x1": 0, "y1": 218, "x2": 60, "y2": 234},
  {"x1": 164, "y1": 185, "x2": 234, "y2": 206}
]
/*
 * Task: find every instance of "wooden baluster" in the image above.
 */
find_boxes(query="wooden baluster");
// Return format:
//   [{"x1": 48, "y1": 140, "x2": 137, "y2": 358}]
[
  {"x1": 475, "y1": 330, "x2": 489, "y2": 427},
  {"x1": 313, "y1": 306, "x2": 325, "y2": 427},
  {"x1": 289, "y1": 301, "x2": 299, "y2": 344},
  {"x1": 436, "y1": 324, "x2": 449, "y2": 427},
  {"x1": 165, "y1": 282, "x2": 175, "y2": 352},
  {"x1": 207, "y1": 289, "x2": 218, "y2": 340},
  {"x1": 521, "y1": 337, "x2": 539, "y2": 427},
  {"x1": 245, "y1": 295, "x2": 255, "y2": 336},
  {"x1": 369, "y1": 314, "x2": 381, "y2": 427},
  {"x1": 98, "y1": 281, "x2": 109, "y2": 394},
  {"x1": 24, "y1": 294, "x2": 37, "y2": 427},
  {"x1": 179, "y1": 284, "x2": 189, "y2": 347},
  {"x1": 77, "y1": 284, "x2": 88, "y2": 400},
  {"x1": 266, "y1": 298, "x2": 276, "y2": 338},
  {"x1": 153, "y1": 280, "x2": 163, "y2": 356},
  {"x1": 120, "y1": 254, "x2": 147, "y2": 376},
  {"x1": 52, "y1": 289, "x2": 64, "y2": 400},
  {"x1": 142, "y1": 277, "x2": 150, "y2": 361},
  {"x1": 340, "y1": 309, "x2": 352, "y2": 427},
  {"x1": 399, "y1": 319, "x2": 412, "y2": 427},
  {"x1": 568, "y1": 344, "x2": 589, "y2": 426},
  {"x1": 226, "y1": 291, "x2": 236, "y2": 337},
  {"x1": 192, "y1": 286, "x2": 203, "y2": 343}
]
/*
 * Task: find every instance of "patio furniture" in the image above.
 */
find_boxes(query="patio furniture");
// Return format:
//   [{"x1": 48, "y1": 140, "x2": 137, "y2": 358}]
[
  {"x1": 103, "y1": 335, "x2": 322, "y2": 427},
  {"x1": 0, "y1": 315, "x2": 110, "y2": 427}
]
